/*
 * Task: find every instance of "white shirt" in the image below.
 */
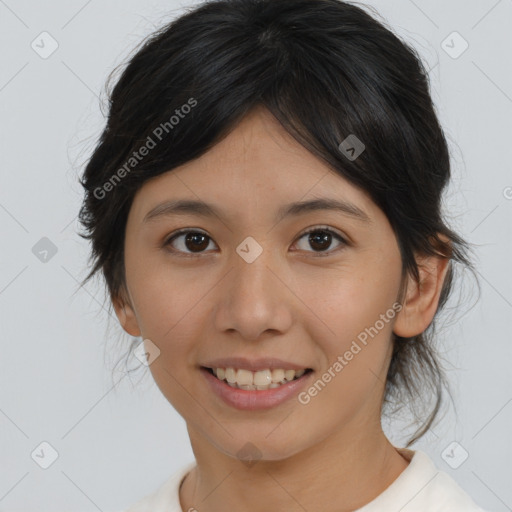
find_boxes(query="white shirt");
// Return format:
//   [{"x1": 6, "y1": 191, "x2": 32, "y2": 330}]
[{"x1": 122, "y1": 448, "x2": 487, "y2": 511}]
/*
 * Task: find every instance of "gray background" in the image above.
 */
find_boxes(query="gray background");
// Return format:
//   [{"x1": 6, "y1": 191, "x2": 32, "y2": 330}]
[{"x1": 0, "y1": 0, "x2": 510, "y2": 510}]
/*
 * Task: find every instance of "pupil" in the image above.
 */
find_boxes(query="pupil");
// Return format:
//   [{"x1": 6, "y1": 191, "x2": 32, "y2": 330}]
[
  {"x1": 186, "y1": 232, "x2": 209, "y2": 252},
  {"x1": 310, "y1": 231, "x2": 331, "y2": 251}
]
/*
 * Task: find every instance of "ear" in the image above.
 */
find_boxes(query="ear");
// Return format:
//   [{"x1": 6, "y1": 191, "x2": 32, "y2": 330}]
[
  {"x1": 393, "y1": 244, "x2": 451, "y2": 338},
  {"x1": 111, "y1": 287, "x2": 142, "y2": 337}
]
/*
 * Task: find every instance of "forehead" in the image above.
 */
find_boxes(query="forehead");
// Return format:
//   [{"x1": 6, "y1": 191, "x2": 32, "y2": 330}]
[
  {"x1": 128, "y1": 106, "x2": 380, "y2": 226},
  {"x1": 176, "y1": 106, "x2": 330, "y2": 184}
]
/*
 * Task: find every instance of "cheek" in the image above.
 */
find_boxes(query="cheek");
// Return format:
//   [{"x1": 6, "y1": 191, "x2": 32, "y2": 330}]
[
  {"x1": 124, "y1": 244, "x2": 204, "y2": 339},
  {"x1": 125, "y1": 258, "x2": 217, "y2": 401},
  {"x1": 130, "y1": 270, "x2": 205, "y2": 413},
  {"x1": 301, "y1": 257, "x2": 401, "y2": 340},
  {"x1": 299, "y1": 253, "x2": 401, "y2": 389},
  {"x1": 297, "y1": 293, "x2": 398, "y2": 428}
]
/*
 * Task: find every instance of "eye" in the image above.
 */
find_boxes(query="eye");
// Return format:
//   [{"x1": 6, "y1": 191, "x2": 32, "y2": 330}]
[
  {"x1": 164, "y1": 229, "x2": 217, "y2": 257},
  {"x1": 292, "y1": 226, "x2": 348, "y2": 256},
  {"x1": 163, "y1": 226, "x2": 348, "y2": 258}
]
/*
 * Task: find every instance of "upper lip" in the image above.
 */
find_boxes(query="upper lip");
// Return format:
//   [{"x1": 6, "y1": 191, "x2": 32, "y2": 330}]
[{"x1": 202, "y1": 357, "x2": 311, "y2": 372}]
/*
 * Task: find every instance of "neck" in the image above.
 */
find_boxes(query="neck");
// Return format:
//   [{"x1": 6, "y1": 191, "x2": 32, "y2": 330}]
[{"x1": 179, "y1": 423, "x2": 410, "y2": 512}]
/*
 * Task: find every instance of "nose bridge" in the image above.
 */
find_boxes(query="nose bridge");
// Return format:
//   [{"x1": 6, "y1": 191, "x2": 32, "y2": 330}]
[
  {"x1": 215, "y1": 236, "x2": 293, "y2": 340},
  {"x1": 235, "y1": 240, "x2": 275, "y2": 293},
  {"x1": 232, "y1": 237, "x2": 281, "y2": 306}
]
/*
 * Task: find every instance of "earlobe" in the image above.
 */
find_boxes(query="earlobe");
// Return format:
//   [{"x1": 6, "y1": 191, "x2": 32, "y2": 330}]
[
  {"x1": 393, "y1": 253, "x2": 451, "y2": 338},
  {"x1": 112, "y1": 291, "x2": 142, "y2": 337}
]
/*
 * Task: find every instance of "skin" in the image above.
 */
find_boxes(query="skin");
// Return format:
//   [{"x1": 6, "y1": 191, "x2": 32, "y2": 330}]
[{"x1": 113, "y1": 105, "x2": 450, "y2": 512}]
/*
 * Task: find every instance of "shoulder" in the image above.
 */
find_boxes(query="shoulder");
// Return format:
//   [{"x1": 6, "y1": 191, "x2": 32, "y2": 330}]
[
  {"x1": 357, "y1": 448, "x2": 488, "y2": 512},
  {"x1": 120, "y1": 461, "x2": 196, "y2": 512},
  {"x1": 423, "y1": 469, "x2": 488, "y2": 511}
]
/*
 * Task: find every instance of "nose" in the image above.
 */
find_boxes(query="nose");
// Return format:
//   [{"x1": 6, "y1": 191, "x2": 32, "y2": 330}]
[{"x1": 213, "y1": 246, "x2": 294, "y2": 341}]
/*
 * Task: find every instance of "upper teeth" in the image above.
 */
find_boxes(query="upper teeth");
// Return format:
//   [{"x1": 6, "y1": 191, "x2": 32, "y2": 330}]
[{"x1": 213, "y1": 368, "x2": 306, "y2": 390}]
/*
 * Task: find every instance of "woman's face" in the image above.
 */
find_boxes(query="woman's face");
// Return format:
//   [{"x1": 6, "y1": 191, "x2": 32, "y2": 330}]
[{"x1": 116, "y1": 106, "x2": 406, "y2": 462}]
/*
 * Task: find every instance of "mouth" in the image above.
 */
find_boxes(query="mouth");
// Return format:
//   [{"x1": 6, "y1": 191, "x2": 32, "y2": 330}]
[{"x1": 201, "y1": 366, "x2": 313, "y2": 391}]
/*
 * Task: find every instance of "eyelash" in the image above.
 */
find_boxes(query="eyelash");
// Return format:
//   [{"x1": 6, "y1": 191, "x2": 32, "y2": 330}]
[{"x1": 162, "y1": 226, "x2": 348, "y2": 258}]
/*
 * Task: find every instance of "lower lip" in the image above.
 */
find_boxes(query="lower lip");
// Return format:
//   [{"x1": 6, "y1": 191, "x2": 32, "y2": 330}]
[{"x1": 201, "y1": 367, "x2": 313, "y2": 411}]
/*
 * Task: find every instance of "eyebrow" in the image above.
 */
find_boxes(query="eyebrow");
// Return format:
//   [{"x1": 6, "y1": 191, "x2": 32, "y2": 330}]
[{"x1": 143, "y1": 198, "x2": 371, "y2": 225}]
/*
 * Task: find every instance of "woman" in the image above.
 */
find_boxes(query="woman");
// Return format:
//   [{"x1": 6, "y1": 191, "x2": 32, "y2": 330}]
[{"x1": 78, "y1": 0, "x2": 486, "y2": 510}]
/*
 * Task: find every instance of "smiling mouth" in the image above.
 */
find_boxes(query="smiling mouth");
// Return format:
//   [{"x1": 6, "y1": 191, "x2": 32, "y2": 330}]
[{"x1": 202, "y1": 366, "x2": 313, "y2": 391}]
